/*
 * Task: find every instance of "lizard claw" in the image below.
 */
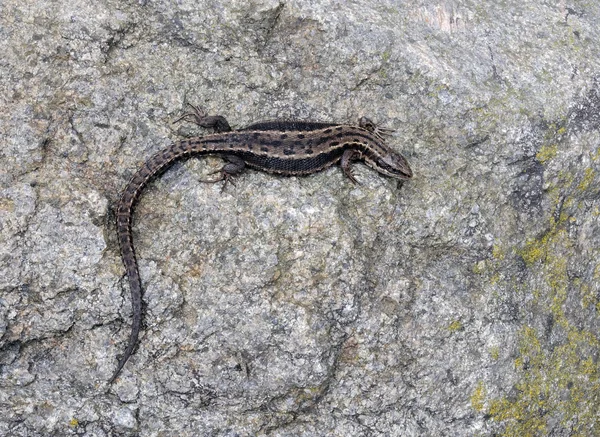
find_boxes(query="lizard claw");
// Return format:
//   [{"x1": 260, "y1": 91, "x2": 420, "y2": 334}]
[
  {"x1": 358, "y1": 116, "x2": 395, "y2": 137},
  {"x1": 199, "y1": 169, "x2": 237, "y2": 192},
  {"x1": 172, "y1": 103, "x2": 208, "y2": 126}
]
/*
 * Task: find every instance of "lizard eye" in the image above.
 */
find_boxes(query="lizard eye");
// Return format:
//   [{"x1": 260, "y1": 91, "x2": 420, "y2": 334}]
[{"x1": 382, "y1": 155, "x2": 396, "y2": 167}]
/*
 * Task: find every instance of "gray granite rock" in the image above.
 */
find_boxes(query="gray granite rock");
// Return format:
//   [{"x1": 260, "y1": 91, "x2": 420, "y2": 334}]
[{"x1": 1, "y1": 0, "x2": 599, "y2": 436}]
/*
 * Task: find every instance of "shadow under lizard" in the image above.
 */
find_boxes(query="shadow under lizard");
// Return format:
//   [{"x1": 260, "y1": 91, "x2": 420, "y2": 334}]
[{"x1": 110, "y1": 107, "x2": 413, "y2": 383}]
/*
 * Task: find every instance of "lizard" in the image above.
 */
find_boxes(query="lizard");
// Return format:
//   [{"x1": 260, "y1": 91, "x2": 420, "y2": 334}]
[{"x1": 109, "y1": 105, "x2": 413, "y2": 383}]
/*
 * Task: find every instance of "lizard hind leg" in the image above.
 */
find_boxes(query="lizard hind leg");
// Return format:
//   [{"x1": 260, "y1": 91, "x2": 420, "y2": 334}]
[
  {"x1": 340, "y1": 149, "x2": 361, "y2": 184},
  {"x1": 199, "y1": 154, "x2": 246, "y2": 190}
]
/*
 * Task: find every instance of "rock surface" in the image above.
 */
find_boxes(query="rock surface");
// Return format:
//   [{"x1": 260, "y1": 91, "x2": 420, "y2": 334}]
[{"x1": 1, "y1": 1, "x2": 599, "y2": 436}]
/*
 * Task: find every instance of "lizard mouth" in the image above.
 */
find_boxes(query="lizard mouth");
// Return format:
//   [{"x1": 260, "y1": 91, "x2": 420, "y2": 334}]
[{"x1": 376, "y1": 155, "x2": 413, "y2": 179}]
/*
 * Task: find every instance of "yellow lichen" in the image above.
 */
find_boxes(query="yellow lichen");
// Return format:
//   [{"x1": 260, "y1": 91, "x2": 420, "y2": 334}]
[
  {"x1": 0, "y1": 197, "x2": 15, "y2": 212},
  {"x1": 577, "y1": 167, "x2": 595, "y2": 191},
  {"x1": 536, "y1": 144, "x2": 558, "y2": 164},
  {"x1": 490, "y1": 346, "x2": 500, "y2": 360},
  {"x1": 473, "y1": 260, "x2": 486, "y2": 274},
  {"x1": 448, "y1": 320, "x2": 463, "y2": 332},
  {"x1": 490, "y1": 273, "x2": 500, "y2": 285},
  {"x1": 471, "y1": 380, "x2": 487, "y2": 412},
  {"x1": 520, "y1": 238, "x2": 546, "y2": 266},
  {"x1": 492, "y1": 244, "x2": 505, "y2": 260},
  {"x1": 480, "y1": 168, "x2": 600, "y2": 435}
]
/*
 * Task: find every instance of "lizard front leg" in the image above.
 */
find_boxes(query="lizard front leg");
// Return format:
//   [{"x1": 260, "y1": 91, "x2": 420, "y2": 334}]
[{"x1": 174, "y1": 104, "x2": 232, "y2": 133}]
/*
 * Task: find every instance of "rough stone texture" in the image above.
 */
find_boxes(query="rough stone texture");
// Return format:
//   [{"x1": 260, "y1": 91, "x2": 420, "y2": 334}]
[{"x1": 1, "y1": 1, "x2": 599, "y2": 436}]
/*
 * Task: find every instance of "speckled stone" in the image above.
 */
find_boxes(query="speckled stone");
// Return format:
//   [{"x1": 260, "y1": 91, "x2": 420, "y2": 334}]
[{"x1": 1, "y1": 1, "x2": 599, "y2": 436}]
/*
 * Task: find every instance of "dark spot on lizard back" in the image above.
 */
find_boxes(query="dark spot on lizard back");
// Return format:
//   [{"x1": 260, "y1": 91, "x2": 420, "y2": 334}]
[{"x1": 262, "y1": 139, "x2": 283, "y2": 148}]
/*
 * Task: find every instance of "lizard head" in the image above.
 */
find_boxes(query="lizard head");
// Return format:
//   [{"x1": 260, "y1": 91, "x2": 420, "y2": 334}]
[
  {"x1": 369, "y1": 151, "x2": 413, "y2": 180},
  {"x1": 357, "y1": 118, "x2": 413, "y2": 180}
]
